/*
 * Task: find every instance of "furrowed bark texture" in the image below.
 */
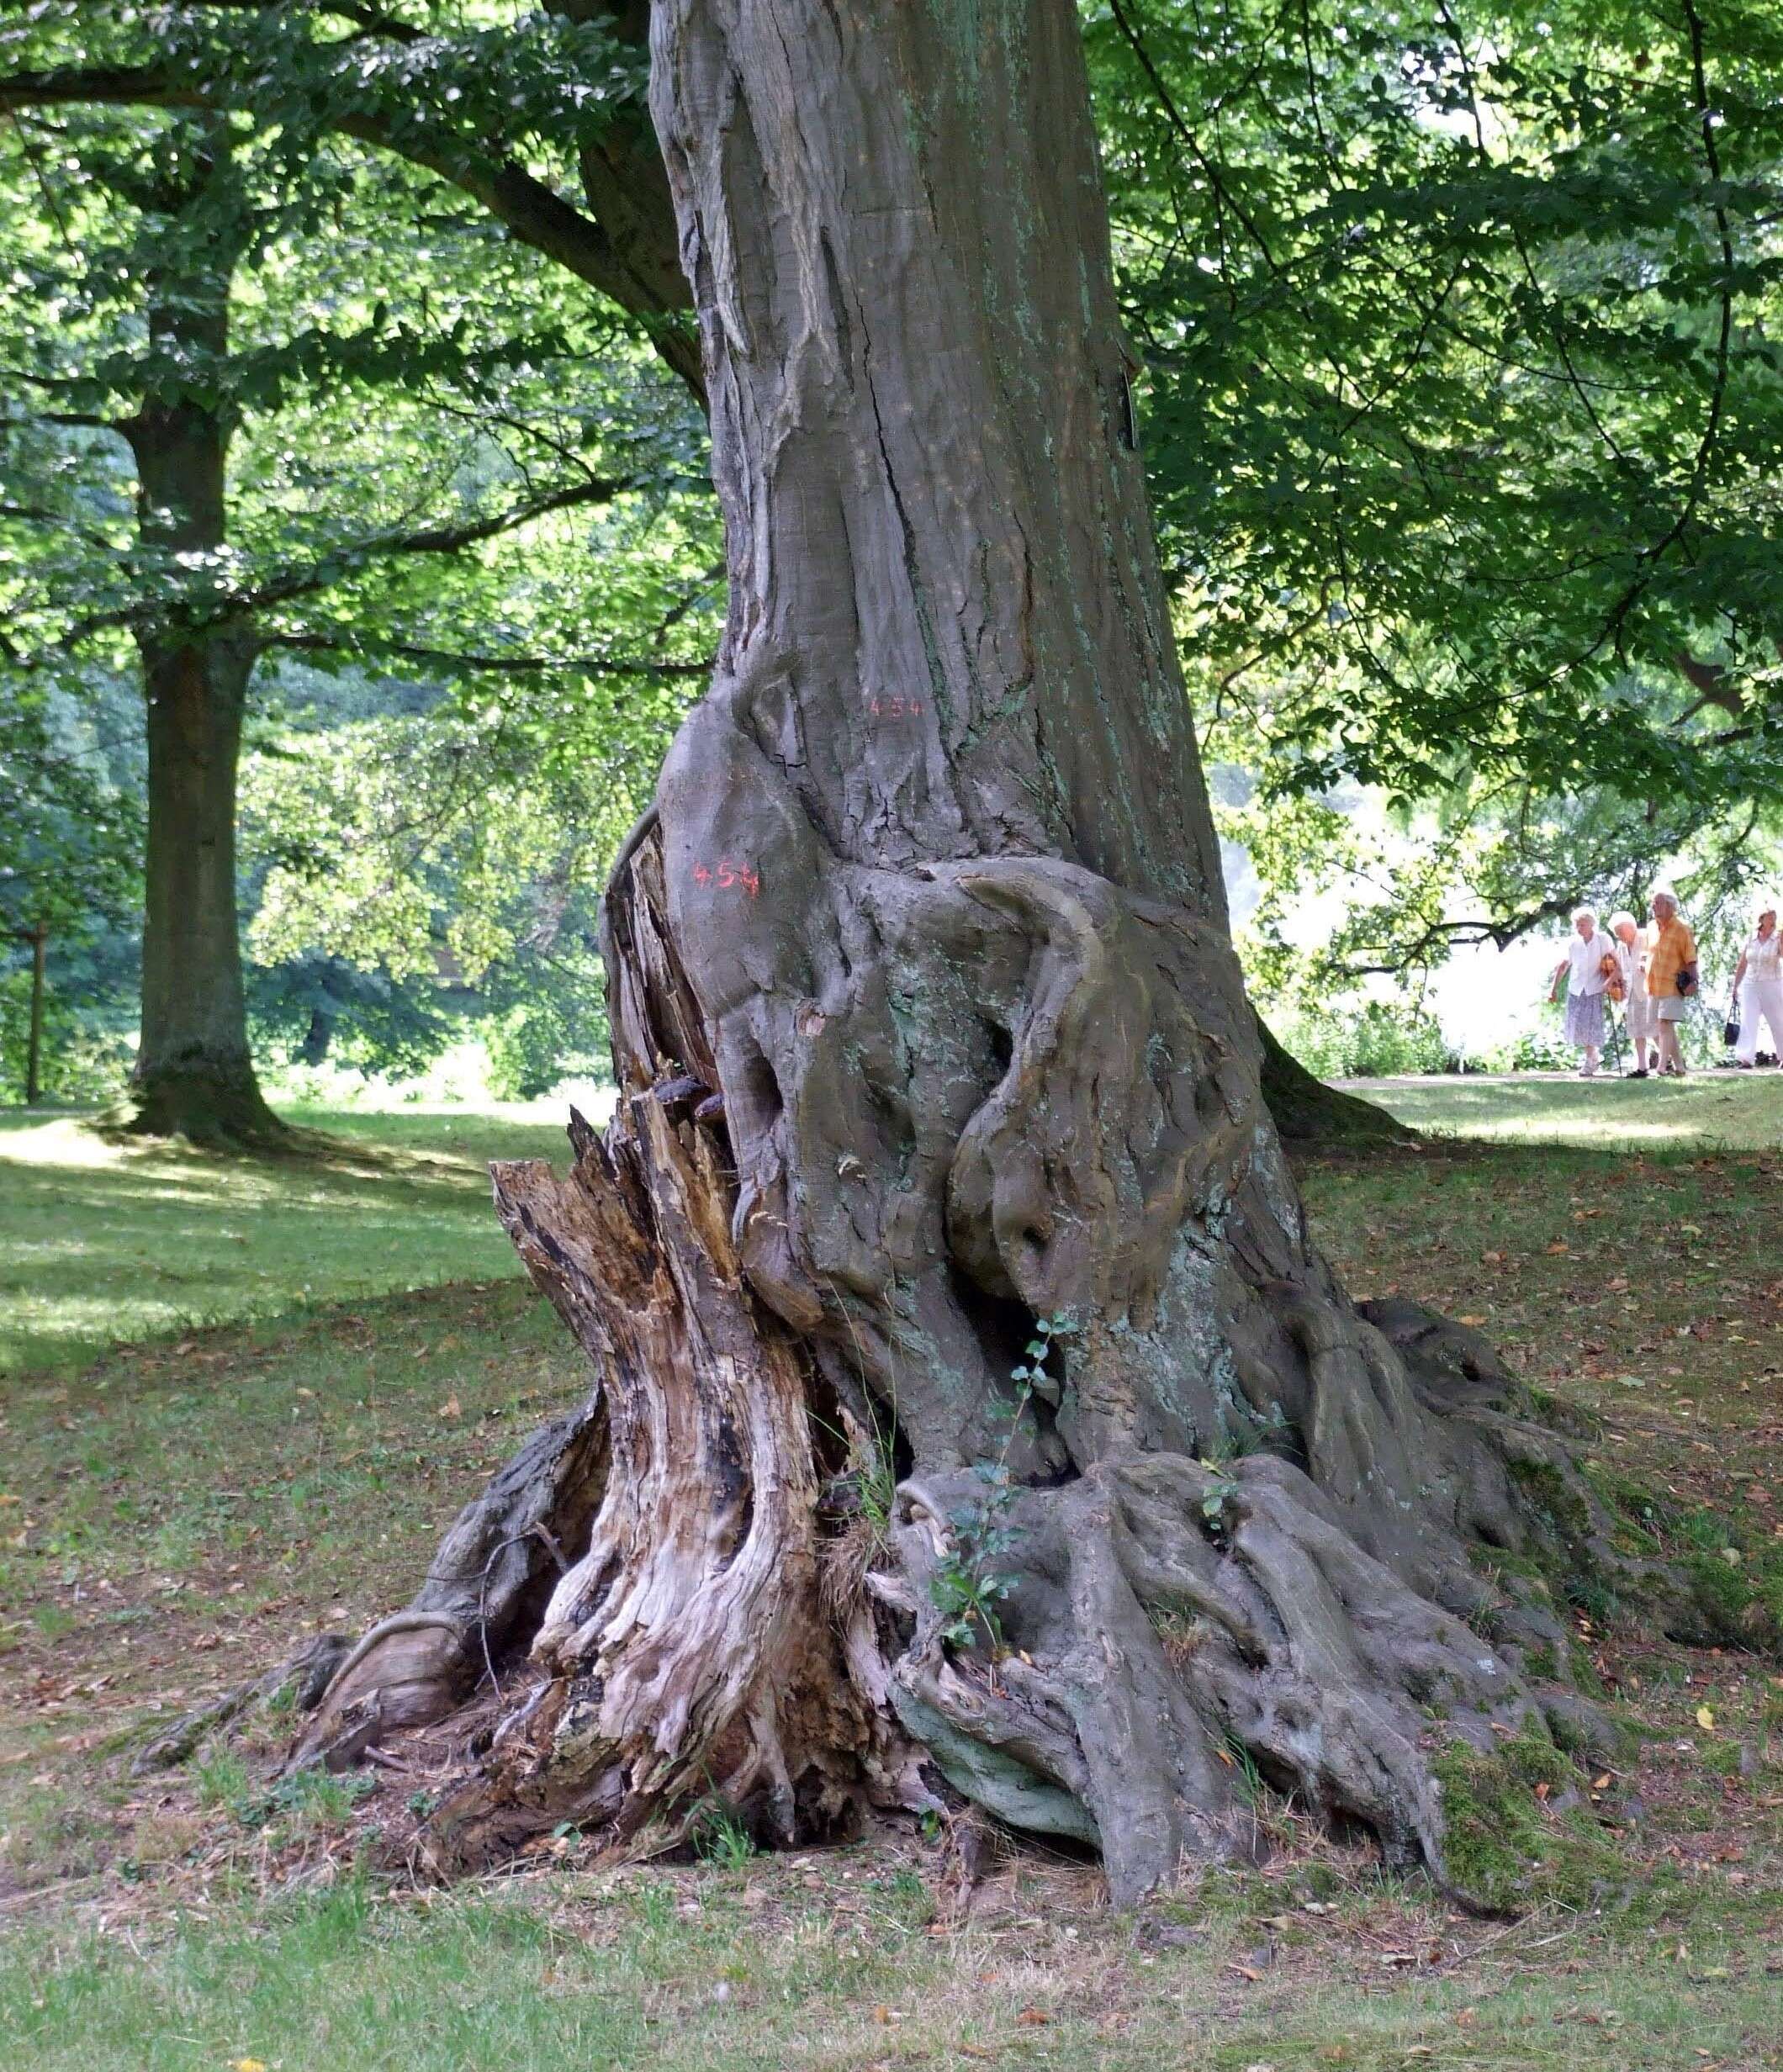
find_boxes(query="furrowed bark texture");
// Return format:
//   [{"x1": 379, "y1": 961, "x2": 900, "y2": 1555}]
[{"x1": 304, "y1": 0, "x2": 1641, "y2": 1904}]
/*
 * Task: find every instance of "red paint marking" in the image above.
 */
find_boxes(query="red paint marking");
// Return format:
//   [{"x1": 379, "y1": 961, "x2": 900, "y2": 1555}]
[
  {"x1": 868, "y1": 695, "x2": 923, "y2": 719},
  {"x1": 692, "y1": 859, "x2": 759, "y2": 897}
]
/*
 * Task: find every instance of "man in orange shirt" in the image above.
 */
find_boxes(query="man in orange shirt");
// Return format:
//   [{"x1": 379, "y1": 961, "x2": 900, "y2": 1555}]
[{"x1": 1644, "y1": 888, "x2": 1699, "y2": 1077}]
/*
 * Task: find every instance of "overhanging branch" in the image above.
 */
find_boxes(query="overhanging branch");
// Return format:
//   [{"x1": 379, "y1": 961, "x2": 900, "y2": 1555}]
[
  {"x1": 0, "y1": 60, "x2": 705, "y2": 399},
  {"x1": 266, "y1": 632, "x2": 712, "y2": 679},
  {"x1": 32, "y1": 474, "x2": 638, "y2": 654}
]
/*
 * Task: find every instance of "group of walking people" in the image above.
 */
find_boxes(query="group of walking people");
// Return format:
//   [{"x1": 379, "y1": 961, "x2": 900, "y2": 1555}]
[{"x1": 1549, "y1": 888, "x2": 1783, "y2": 1078}]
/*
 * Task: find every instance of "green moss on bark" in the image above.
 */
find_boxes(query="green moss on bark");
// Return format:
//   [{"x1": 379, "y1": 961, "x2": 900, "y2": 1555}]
[
  {"x1": 1506, "y1": 1458, "x2": 1592, "y2": 1543},
  {"x1": 1433, "y1": 1728, "x2": 1622, "y2": 1914}
]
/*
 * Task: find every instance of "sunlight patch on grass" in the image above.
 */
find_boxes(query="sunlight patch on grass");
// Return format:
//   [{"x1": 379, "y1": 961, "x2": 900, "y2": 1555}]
[
  {"x1": 0, "y1": 1101, "x2": 601, "y2": 1378},
  {"x1": 1342, "y1": 1071, "x2": 1783, "y2": 1151}
]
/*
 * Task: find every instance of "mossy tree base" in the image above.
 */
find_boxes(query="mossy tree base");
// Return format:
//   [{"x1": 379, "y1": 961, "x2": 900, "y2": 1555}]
[
  {"x1": 288, "y1": 836, "x2": 1640, "y2": 1910},
  {"x1": 249, "y1": 0, "x2": 1767, "y2": 1914},
  {"x1": 112, "y1": 1061, "x2": 292, "y2": 1152},
  {"x1": 1431, "y1": 1726, "x2": 1632, "y2": 1916}
]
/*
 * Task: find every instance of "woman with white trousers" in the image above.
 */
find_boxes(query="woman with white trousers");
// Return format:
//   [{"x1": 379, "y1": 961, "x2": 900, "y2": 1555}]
[{"x1": 1733, "y1": 901, "x2": 1783, "y2": 1068}]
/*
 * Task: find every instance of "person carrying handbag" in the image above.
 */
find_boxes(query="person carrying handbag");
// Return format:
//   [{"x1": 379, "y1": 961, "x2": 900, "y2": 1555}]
[
  {"x1": 1549, "y1": 908, "x2": 1611, "y2": 1077},
  {"x1": 1644, "y1": 888, "x2": 1699, "y2": 1077},
  {"x1": 1732, "y1": 901, "x2": 1783, "y2": 1068}
]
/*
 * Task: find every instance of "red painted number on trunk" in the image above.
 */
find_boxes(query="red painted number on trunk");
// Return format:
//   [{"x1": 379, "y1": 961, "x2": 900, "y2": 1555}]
[{"x1": 693, "y1": 859, "x2": 759, "y2": 897}]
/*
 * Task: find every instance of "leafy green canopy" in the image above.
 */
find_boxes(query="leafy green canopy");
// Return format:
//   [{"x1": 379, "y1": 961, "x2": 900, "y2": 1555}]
[
  {"x1": 239, "y1": 639, "x2": 687, "y2": 1092},
  {"x1": 1087, "y1": 0, "x2": 1783, "y2": 976},
  {"x1": 0, "y1": 5, "x2": 717, "y2": 1094},
  {"x1": 0, "y1": 77, "x2": 707, "y2": 677},
  {"x1": 1095, "y1": 0, "x2": 1783, "y2": 797},
  {"x1": 8, "y1": 1, "x2": 1782, "y2": 1081}
]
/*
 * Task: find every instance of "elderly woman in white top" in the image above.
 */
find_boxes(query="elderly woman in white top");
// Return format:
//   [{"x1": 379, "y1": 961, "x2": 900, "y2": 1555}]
[
  {"x1": 1548, "y1": 907, "x2": 1610, "y2": 1077},
  {"x1": 1733, "y1": 901, "x2": 1783, "y2": 1068},
  {"x1": 1606, "y1": 910, "x2": 1651, "y2": 1076}
]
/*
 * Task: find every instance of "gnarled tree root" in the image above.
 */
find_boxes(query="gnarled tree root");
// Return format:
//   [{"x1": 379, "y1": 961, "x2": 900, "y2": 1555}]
[
  {"x1": 253, "y1": 1093, "x2": 1657, "y2": 1912},
  {"x1": 134, "y1": 1632, "x2": 351, "y2": 1777},
  {"x1": 886, "y1": 1441, "x2": 1632, "y2": 1910},
  {"x1": 241, "y1": 817, "x2": 1764, "y2": 1911}
]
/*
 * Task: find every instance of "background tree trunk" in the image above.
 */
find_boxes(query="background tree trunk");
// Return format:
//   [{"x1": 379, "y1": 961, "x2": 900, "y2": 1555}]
[
  {"x1": 119, "y1": 131, "x2": 283, "y2": 1147},
  {"x1": 296, "y1": 0, "x2": 1643, "y2": 1905},
  {"x1": 1255, "y1": 1012, "x2": 1416, "y2": 1147},
  {"x1": 131, "y1": 608, "x2": 272, "y2": 1144},
  {"x1": 24, "y1": 920, "x2": 46, "y2": 1103}
]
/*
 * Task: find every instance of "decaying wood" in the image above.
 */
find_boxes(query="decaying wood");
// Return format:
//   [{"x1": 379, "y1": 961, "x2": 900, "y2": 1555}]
[
  {"x1": 135, "y1": 1633, "x2": 351, "y2": 1776},
  {"x1": 273, "y1": 0, "x2": 1757, "y2": 1907}
]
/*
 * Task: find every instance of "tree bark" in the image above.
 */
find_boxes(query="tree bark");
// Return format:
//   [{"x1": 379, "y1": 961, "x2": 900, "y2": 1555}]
[
  {"x1": 1255, "y1": 1012, "x2": 1416, "y2": 1147},
  {"x1": 24, "y1": 921, "x2": 46, "y2": 1104},
  {"x1": 299, "y1": 1004, "x2": 333, "y2": 1068},
  {"x1": 294, "y1": 0, "x2": 1654, "y2": 1906},
  {"x1": 131, "y1": 612, "x2": 273, "y2": 1143},
  {"x1": 119, "y1": 135, "x2": 283, "y2": 1147}
]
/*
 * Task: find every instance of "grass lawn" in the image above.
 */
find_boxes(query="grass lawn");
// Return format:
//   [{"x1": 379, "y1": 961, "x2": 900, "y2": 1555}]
[
  {"x1": 2, "y1": 1081, "x2": 1780, "y2": 2069},
  {"x1": 1344, "y1": 1065, "x2": 1783, "y2": 1150},
  {"x1": 0, "y1": 1097, "x2": 606, "y2": 1380}
]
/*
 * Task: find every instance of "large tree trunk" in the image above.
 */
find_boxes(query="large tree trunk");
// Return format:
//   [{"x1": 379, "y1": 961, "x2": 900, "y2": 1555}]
[
  {"x1": 294, "y1": 0, "x2": 1646, "y2": 1905},
  {"x1": 120, "y1": 137, "x2": 283, "y2": 1148},
  {"x1": 557, "y1": 1, "x2": 1401, "y2": 1156}
]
